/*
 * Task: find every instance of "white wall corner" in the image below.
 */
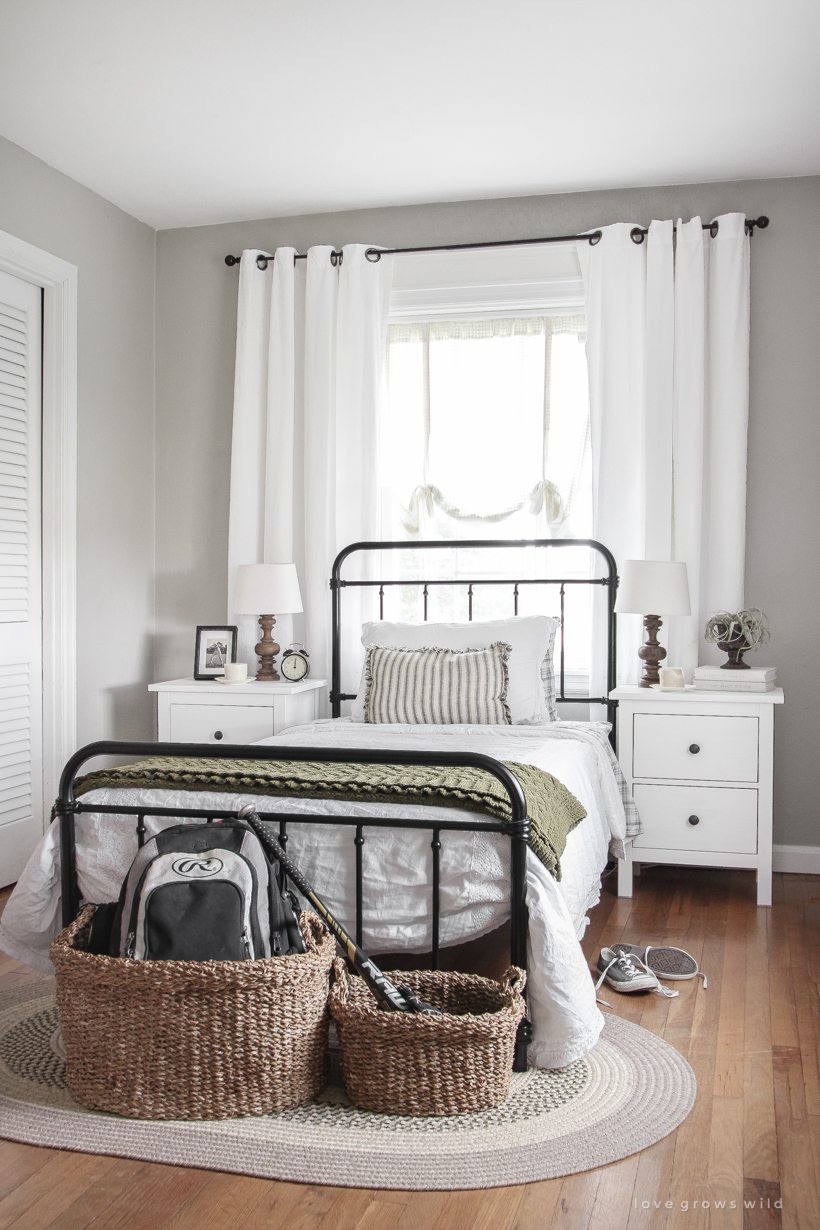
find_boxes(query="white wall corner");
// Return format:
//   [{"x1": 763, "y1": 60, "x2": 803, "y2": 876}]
[{"x1": 773, "y1": 844, "x2": 820, "y2": 875}]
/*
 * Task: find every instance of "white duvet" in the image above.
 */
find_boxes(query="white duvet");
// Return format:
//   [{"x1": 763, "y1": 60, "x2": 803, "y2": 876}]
[{"x1": 0, "y1": 720, "x2": 625, "y2": 1068}]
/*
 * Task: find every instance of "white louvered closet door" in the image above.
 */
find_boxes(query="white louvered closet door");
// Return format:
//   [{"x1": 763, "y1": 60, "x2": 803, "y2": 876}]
[{"x1": 0, "y1": 271, "x2": 43, "y2": 888}]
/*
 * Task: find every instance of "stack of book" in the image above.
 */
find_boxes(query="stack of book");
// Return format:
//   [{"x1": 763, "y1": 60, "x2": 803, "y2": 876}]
[{"x1": 693, "y1": 665, "x2": 777, "y2": 692}]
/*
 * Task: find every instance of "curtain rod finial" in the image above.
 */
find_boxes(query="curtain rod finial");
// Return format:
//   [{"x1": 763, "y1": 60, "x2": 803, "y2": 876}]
[{"x1": 225, "y1": 254, "x2": 240, "y2": 267}]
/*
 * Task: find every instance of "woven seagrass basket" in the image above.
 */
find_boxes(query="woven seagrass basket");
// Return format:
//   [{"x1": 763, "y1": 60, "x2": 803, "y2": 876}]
[
  {"x1": 329, "y1": 959, "x2": 527, "y2": 1116},
  {"x1": 51, "y1": 906, "x2": 335, "y2": 1120}
]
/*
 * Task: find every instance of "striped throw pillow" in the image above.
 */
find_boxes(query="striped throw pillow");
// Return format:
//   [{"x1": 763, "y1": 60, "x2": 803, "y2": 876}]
[{"x1": 364, "y1": 642, "x2": 512, "y2": 725}]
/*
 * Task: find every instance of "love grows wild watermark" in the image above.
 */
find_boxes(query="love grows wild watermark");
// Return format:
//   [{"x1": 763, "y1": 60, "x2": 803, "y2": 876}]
[{"x1": 633, "y1": 1195, "x2": 783, "y2": 1212}]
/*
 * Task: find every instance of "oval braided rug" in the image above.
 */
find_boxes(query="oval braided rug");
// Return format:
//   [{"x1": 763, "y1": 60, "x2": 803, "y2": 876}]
[{"x1": 0, "y1": 977, "x2": 696, "y2": 1191}]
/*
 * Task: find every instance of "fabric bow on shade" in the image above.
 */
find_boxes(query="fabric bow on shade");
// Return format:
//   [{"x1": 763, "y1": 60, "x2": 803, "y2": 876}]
[
  {"x1": 400, "y1": 479, "x2": 566, "y2": 535},
  {"x1": 527, "y1": 478, "x2": 566, "y2": 524}
]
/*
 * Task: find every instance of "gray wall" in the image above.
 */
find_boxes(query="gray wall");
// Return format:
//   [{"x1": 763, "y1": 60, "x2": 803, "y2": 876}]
[
  {"x1": 155, "y1": 175, "x2": 820, "y2": 848},
  {"x1": 0, "y1": 134, "x2": 156, "y2": 746}
]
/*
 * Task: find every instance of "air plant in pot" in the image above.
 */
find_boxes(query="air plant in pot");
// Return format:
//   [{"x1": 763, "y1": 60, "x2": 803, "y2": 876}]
[{"x1": 704, "y1": 608, "x2": 770, "y2": 670}]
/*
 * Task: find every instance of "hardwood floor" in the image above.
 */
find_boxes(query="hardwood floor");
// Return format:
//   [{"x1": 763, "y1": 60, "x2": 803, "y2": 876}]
[{"x1": 1, "y1": 866, "x2": 818, "y2": 1229}]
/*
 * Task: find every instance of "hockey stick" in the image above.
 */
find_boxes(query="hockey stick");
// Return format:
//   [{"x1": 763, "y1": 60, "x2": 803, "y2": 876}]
[{"x1": 238, "y1": 805, "x2": 441, "y2": 1015}]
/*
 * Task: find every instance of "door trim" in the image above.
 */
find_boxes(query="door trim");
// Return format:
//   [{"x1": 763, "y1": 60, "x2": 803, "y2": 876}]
[{"x1": 0, "y1": 228, "x2": 77, "y2": 828}]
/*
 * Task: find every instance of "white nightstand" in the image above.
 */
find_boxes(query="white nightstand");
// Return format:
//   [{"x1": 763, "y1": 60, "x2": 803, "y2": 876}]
[
  {"x1": 611, "y1": 684, "x2": 784, "y2": 907},
  {"x1": 149, "y1": 678, "x2": 327, "y2": 746}
]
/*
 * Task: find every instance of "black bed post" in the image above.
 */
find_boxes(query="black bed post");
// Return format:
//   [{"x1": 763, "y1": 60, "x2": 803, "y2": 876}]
[
  {"x1": 56, "y1": 799, "x2": 79, "y2": 928},
  {"x1": 330, "y1": 554, "x2": 342, "y2": 719},
  {"x1": 55, "y1": 741, "x2": 93, "y2": 927},
  {"x1": 510, "y1": 814, "x2": 532, "y2": 1072},
  {"x1": 487, "y1": 758, "x2": 531, "y2": 1072},
  {"x1": 604, "y1": 545, "x2": 619, "y2": 750}
]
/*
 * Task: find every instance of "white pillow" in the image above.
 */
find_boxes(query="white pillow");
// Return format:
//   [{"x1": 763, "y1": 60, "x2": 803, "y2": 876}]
[{"x1": 350, "y1": 616, "x2": 559, "y2": 724}]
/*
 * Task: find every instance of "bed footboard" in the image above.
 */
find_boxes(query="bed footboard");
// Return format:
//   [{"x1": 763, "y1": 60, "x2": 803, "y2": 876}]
[{"x1": 55, "y1": 739, "x2": 534, "y2": 1070}]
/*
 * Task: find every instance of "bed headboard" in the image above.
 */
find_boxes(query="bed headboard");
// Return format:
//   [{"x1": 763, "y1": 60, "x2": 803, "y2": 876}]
[{"x1": 329, "y1": 538, "x2": 619, "y2": 736}]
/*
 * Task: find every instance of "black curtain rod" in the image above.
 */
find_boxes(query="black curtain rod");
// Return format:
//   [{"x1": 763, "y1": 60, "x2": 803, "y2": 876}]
[{"x1": 224, "y1": 215, "x2": 769, "y2": 271}]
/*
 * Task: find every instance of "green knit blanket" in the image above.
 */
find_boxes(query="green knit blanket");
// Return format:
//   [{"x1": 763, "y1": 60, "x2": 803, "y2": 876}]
[{"x1": 74, "y1": 757, "x2": 586, "y2": 879}]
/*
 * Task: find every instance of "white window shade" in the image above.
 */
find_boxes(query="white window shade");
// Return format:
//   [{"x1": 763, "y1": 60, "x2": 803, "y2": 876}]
[
  {"x1": 383, "y1": 313, "x2": 590, "y2": 544},
  {"x1": 390, "y1": 243, "x2": 585, "y2": 321}
]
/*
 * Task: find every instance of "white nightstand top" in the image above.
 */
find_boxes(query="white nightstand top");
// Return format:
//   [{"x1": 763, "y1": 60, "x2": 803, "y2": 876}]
[
  {"x1": 149, "y1": 677, "x2": 327, "y2": 695},
  {"x1": 610, "y1": 684, "x2": 783, "y2": 705}
]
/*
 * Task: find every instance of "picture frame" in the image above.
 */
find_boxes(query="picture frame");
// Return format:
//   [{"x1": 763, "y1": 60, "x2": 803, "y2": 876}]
[{"x1": 194, "y1": 625, "x2": 238, "y2": 680}]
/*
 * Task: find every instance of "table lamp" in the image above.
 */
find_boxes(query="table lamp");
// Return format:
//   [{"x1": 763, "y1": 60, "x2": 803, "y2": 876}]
[
  {"x1": 615, "y1": 560, "x2": 691, "y2": 687},
  {"x1": 233, "y1": 563, "x2": 303, "y2": 681}
]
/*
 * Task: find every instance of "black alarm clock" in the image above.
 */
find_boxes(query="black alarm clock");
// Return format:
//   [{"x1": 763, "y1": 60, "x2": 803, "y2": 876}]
[{"x1": 281, "y1": 643, "x2": 310, "y2": 682}]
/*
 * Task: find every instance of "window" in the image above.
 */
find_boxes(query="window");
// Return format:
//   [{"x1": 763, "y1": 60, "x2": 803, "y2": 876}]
[
  {"x1": 380, "y1": 314, "x2": 591, "y2": 542},
  {"x1": 375, "y1": 247, "x2": 595, "y2": 686}
]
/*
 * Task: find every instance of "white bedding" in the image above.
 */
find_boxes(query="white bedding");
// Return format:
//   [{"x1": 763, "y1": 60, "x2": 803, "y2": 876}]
[{"x1": 0, "y1": 719, "x2": 625, "y2": 1069}]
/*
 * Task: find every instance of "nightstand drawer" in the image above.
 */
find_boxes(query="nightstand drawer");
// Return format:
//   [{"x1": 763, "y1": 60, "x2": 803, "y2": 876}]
[
  {"x1": 633, "y1": 784, "x2": 758, "y2": 854},
  {"x1": 633, "y1": 714, "x2": 758, "y2": 782},
  {"x1": 168, "y1": 703, "x2": 275, "y2": 745}
]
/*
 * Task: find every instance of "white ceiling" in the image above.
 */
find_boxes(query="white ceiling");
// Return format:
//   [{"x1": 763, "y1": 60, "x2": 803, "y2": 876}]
[{"x1": 1, "y1": 0, "x2": 818, "y2": 231}]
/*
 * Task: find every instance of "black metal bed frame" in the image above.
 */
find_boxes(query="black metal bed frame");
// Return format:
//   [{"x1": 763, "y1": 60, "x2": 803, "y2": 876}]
[{"x1": 56, "y1": 538, "x2": 618, "y2": 1073}]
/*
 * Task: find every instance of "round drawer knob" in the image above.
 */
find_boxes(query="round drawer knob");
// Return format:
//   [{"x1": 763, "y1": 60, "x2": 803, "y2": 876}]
[
  {"x1": 213, "y1": 730, "x2": 224, "y2": 741},
  {"x1": 688, "y1": 814, "x2": 700, "y2": 826},
  {"x1": 689, "y1": 743, "x2": 700, "y2": 755}
]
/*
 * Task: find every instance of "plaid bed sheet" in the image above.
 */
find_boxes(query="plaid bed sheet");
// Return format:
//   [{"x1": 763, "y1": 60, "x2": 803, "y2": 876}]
[
  {"x1": 596, "y1": 729, "x2": 641, "y2": 839},
  {"x1": 553, "y1": 721, "x2": 641, "y2": 840}
]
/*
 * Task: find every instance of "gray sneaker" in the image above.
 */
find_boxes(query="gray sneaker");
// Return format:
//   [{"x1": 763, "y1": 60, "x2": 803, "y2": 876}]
[
  {"x1": 594, "y1": 947, "x2": 677, "y2": 997},
  {"x1": 609, "y1": 943, "x2": 707, "y2": 988}
]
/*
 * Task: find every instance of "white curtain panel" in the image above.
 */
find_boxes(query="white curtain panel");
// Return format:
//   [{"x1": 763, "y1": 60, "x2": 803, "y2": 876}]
[
  {"x1": 578, "y1": 224, "x2": 648, "y2": 690},
  {"x1": 228, "y1": 245, "x2": 394, "y2": 705},
  {"x1": 228, "y1": 250, "x2": 277, "y2": 665},
  {"x1": 266, "y1": 247, "x2": 298, "y2": 564},
  {"x1": 578, "y1": 213, "x2": 750, "y2": 685},
  {"x1": 302, "y1": 246, "x2": 339, "y2": 702},
  {"x1": 669, "y1": 219, "x2": 706, "y2": 674}
]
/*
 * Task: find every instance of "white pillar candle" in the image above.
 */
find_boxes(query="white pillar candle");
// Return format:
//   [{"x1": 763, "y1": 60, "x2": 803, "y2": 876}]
[
  {"x1": 659, "y1": 666, "x2": 685, "y2": 689},
  {"x1": 223, "y1": 662, "x2": 248, "y2": 682}
]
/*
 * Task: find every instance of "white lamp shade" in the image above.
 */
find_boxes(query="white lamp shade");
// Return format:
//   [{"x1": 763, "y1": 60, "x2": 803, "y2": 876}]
[
  {"x1": 615, "y1": 560, "x2": 691, "y2": 616},
  {"x1": 234, "y1": 563, "x2": 303, "y2": 615}
]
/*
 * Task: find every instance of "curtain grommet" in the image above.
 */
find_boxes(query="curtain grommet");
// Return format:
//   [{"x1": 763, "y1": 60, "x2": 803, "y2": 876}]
[{"x1": 630, "y1": 228, "x2": 646, "y2": 245}]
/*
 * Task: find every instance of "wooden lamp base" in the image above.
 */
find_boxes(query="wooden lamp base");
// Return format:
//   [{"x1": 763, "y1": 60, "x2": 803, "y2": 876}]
[
  {"x1": 638, "y1": 613, "x2": 666, "y2": 687},
  {"x1": 254, "y1": 614, "x2": 280, "y2": 681}
]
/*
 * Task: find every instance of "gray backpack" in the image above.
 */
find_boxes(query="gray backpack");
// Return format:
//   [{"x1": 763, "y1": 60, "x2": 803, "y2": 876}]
[{"x1": 107, "y1": 819, "x2": 306, "y2": 961}]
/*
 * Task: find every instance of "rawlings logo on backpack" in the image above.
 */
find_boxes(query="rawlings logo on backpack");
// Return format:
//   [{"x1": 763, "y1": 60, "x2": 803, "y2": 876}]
[
  {"x1": 106, "y1": 819, "x2": 306, "y2": 962},
  {"x1": 171, "y1": 857, "x2": 224, "y2": 878}
]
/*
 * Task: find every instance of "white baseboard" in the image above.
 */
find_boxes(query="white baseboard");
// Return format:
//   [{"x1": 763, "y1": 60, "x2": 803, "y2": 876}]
[{"x1": 773, "y1": 844, "x2": 820, "y2": 875}]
